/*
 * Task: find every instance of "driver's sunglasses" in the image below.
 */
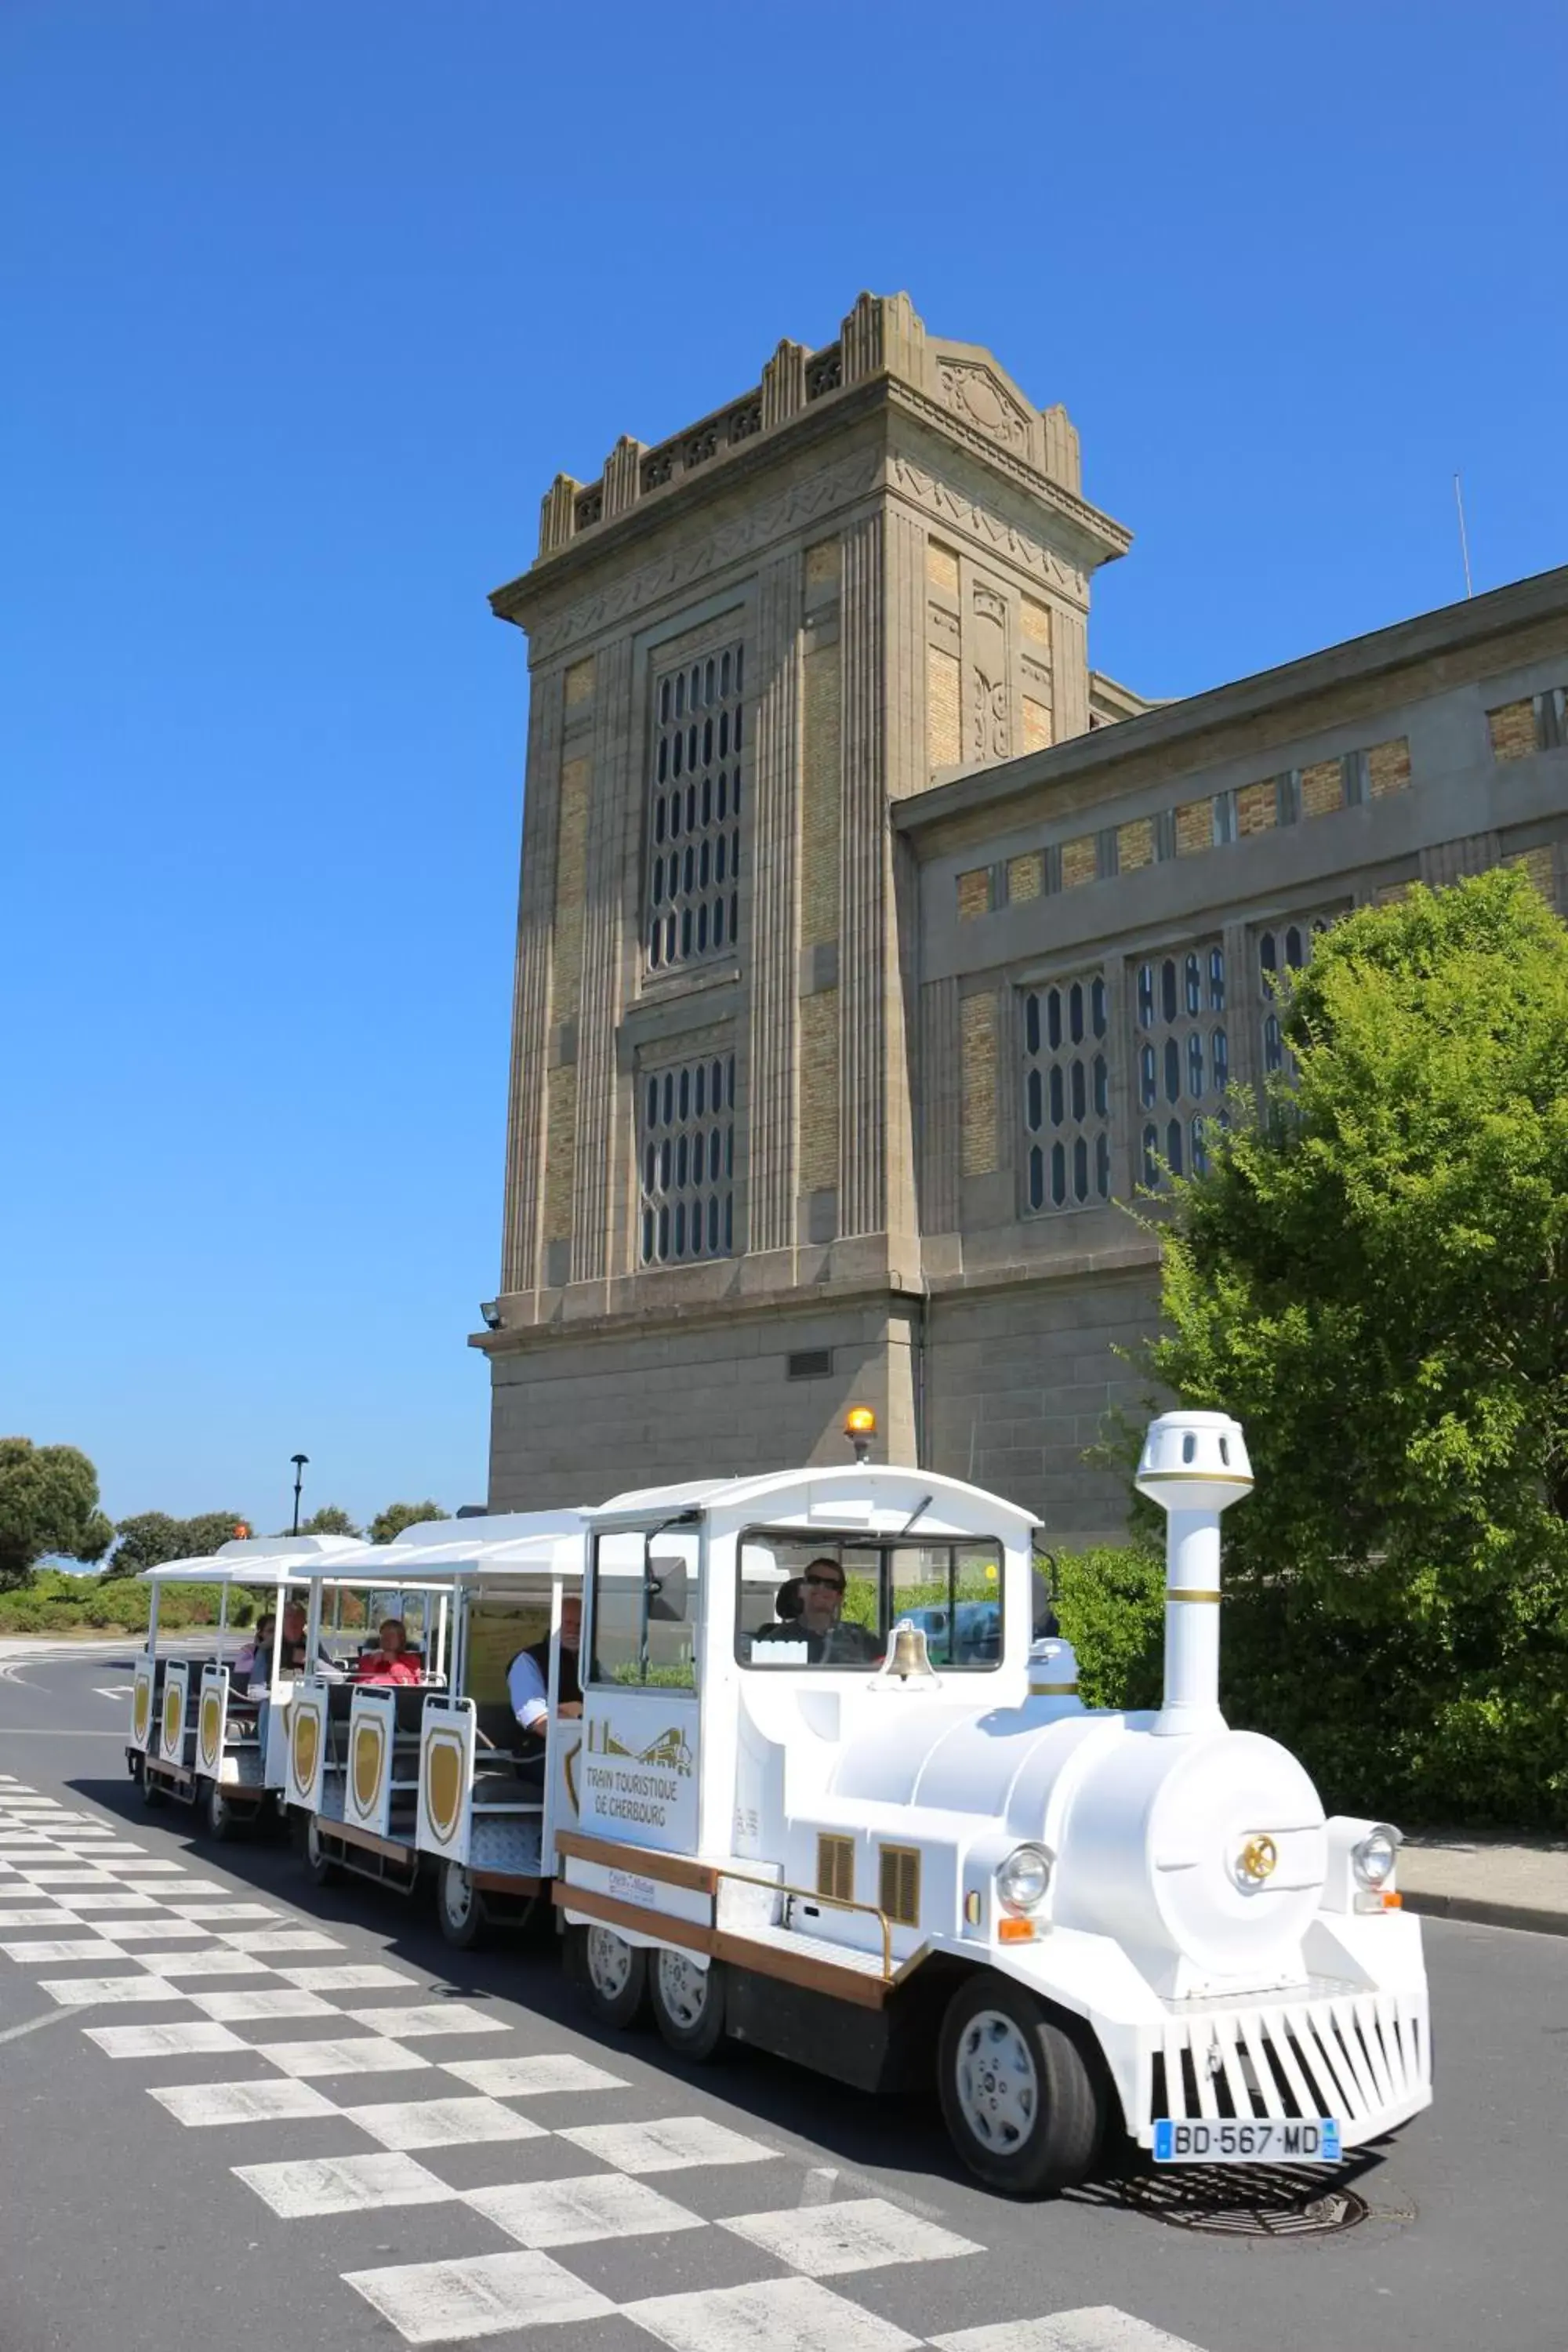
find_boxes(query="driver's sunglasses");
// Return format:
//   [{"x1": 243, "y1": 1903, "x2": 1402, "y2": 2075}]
[{"x1": 804, "y1": 1573, "x2": 844, "y2": 1593}]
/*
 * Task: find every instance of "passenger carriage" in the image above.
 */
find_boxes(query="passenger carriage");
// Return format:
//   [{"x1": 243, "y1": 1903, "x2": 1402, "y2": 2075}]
[
  {"x1": 127, "y1": 1534, "x2": 363, "y2": 1837},
  {"x1": 555, "y1": 1411, "x2": 1433, "y2": 2195},
  {"x1": 278, "y1": 1512, "x2": 589, "y2": 1946}
]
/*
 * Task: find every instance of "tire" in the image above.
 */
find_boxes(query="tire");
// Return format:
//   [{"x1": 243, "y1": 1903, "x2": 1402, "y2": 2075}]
[
  {"x1": 437, "y1": 1860, "x2": 488, "y2": 1949},
  {"x1": 564, "y1": 1923, "x2": 649, "y2": 2028},
  {"x1": 648, "y1": 1947, "x2": 728, "y2": 2062},
  {"x1": 127, "y1": 1750, "x2": 143, "y2": 1784},
  {"x1": 938, "y1": 1973, "x2": 1105, "y2": 2196},
  {"x1": 201, "y1": 1779, "x2": 235, "y2": 1842},
  {"x1": 304, "y1": 1814, "x2": 343, "y2": 1887},
  {"x1": 140, "y1": 1763, "x2": 169, "y2": 1810}
]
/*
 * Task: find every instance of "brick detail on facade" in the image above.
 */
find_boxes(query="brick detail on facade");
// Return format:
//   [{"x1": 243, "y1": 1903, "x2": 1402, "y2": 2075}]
[
  {"x1": 1300, "y1": 757, "x2": 1345, "y2": 818},
  {"x1": 542, "y1": 1065, "x2": 578, "y2": 1247},
  {"x1": 564, "y1": 656, "x2": 594, "y2": 707},
  {"x1": 805, "y1": 539, "x2": 841, "y2": 588},
  {"x1": 927, "y1": 540, "x2": 960, "y2": 593},
  {"x1": 1007, "y1": 851, "x2": 1044, "y2": 903},
  {"x1": 1116, "y1": 817, "x2": 1155, "y2": 871},
  {"x1": 1060, "y1": 835, "x2": 1097, "y2": 889},
  {"x1": 797, "y1": 987, "x2": 840, "y2": 1197},
  {"x1": 1488, "y1": 699, "x2": 1537, "y2": 763},
  {"x1": 956, "y1": 866, "x2": 992, "y2": 920},
  {"x1": 960, "y1": 990, "x2": 999, "y2": 1178},
  {"x1": 1020, "y1": 593, "x2": 1053, "y2": 650},
  {"x1": 1507, "y1": 844, "x2": 1557, "y2": 906},
  {"x1": 550, "y1": 756, "x2": 591, "y2": 1029},
  {"x1": 1367, "y1": 736, "x2": 1413, "y2": 796},
  {"x1": 1022, "y1": 695, "x2": 1053, "y2": 752},
  {"x1": 928, "y1": 644, "x2": 962, "y2": 770},
  {"x1": 1236, "y1": 779, "x2": 1278, "y2": 837},
  {"x1": 800, "y1": 637, "x2": 842, "y2": 947},
  {"x1": 1174, "y1": 797, "x2": 1213, "y2": 856}
]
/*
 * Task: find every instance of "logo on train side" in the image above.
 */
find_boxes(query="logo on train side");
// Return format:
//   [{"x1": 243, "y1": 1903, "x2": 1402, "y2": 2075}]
[
  {"x1": 352, "y1": 1718, "x2": 386, "y2": 1817},
  {"x1": 132, "y1": 1673, "x2": 151, "y2": 1745},
  {"x1": 163, "y1": 1683, "x2": 182, "y2": 1748},
  {"x1": 292, "y1": 1708, "x2": 319, "y2": 1795},
  {"x1": 198, "y1": 1690, "x2": 221, "y2": 1772},
  {"x1": 586, "y1": 1719, "x2": 694, "y2": 1774},
  {"x1": 423, "y1": 1730, "x2": 466, "y2": 1844}
]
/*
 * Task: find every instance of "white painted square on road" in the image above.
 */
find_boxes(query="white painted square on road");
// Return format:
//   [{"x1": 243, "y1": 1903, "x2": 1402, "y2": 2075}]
[
  {"x1": 149, "y1": 2080, "x2": 339, "y2": 2127},
  {"x1": 343, "y1": 2249, "x2": 614, "y2": 2345},
  {"x1": 0, "y1": 1908, "x2": 82, "y2": 1927},
  {"x1": 341, "y1": 2096, "x2": 547, "y2": 2151},
  {"x1": 1, "y1": 1938, "x2": 126, "y2": 1962},
  {"x1": 623, "y1": 2274, "x2": 922, "y2": 2352},
  {"x1": 57, "y1": 1892, "x2": 161, "y2": 1913},
  {"x1": 720, "y1": 2197, "x2": 982, "y2": 2277},
  {"x1": 16, "y1": 1869, "x2": 113, "y2": 1887},
  {"x1": 134, "y1": 1947, "x2": 275, "y2": 1978},
  {"x1": 345, "y1": 2002, "x2": 507, "y2": 2041},
  {"x1": 444, "y1": 2053, "x2": 629, "y2": 2099},
  {"x1": 53, "y1": 1841, "x2": 147, "y2": 1857},
  {"x1": 233, "y1": 2151, "x2": 456, "y2": 2219},
  {"x1": 40, "y1": 1973, "x2": 190, "y2": 2005},
  {"x1": 931, "y1": 2315, "x2": 1213, "y2": 2352},
  {"x1": 557, "y1": 2116, "x2": 776, "y2": 2175},
  {"x1": 277, "y1": 1963, "x2": 414, "y2": 1992},
  {"x1": 95, "y1": 1859, "x2": 187, "y2": 1875},
  {"x1": 99, "y1": 1919, "x2": 213, "y2": 1943},
  {"x1": 85, "y1": 2021, "x2": 246, "y2": 2058},
  {"x1": 465, "y1": 2171, "x2": 702, "y2": 2249},
  {"x1": 165, "y1": 1901, "x2": 281, "y2": 1921},
  {"x1": 253, "y1": 2036, "x2": 434, "y2": 2079},
  {"x1": 192, "y1": 1987, "x2": 339, "y2": 2022},
  {"x1": 217, "y1": 1929, "x2": 343, "y2": 1955}
]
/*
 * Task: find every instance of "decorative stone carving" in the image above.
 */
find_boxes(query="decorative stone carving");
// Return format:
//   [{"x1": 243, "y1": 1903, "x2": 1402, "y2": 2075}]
[
  {"x1": 761, "y1": 339, "x2": 808, "y2": 431},
  {"x1": 889, "y1": 454, "x2": 1087, "y2": 603},
  {"x1": 938, "y1": 361, "x2": 1031, "y2": 454},
  {"x1": 539, "y1": 473, "x2": 581, "y2": 558},
  {"x1": 971, "y1": 579, "x2": 1010, "y2": 764},
  {"x1": 602, "y1": 436, "x2": 644, "y2": 521},
  {"x1": 525, "y1": 448, "x2": 885, "y2": 659},
  {"x1": 840, "y1": 290, "x2": 927, "y2": 387}
]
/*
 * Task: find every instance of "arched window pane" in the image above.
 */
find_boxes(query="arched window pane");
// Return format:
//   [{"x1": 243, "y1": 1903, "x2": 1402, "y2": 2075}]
[
  {"x1": 1047, "y1": 990, "x2": 1062, "y2": 1051},
  {"x1": 1073, "y1": 1137, "x2": 1089, "y2": 1201},
  {"x1": 1188, "y1": 1033, "x2": 1204, "y2": 1096},
  {"x1": 1185, "y1": 953, "x2": 1202, "y2": 1015},
  {"x1": 1051, "y1": 1142, "x2": 1066, "y2": 1206},
  {"x1": 1164, "y1": 1038, "x2": 1181, "y2": 1104},
  {"x1": 1025, "y1": 993, "x2": 1040, "y2": 1056},
  {"x1": 1027, "y1": 1069, "x2": 1042, "y2": 1132},
  {"x1": 1071, "y1": 1059, "x2": 1086, "y2": 1122},
  {"x1": 1141, "y1": 1044, "x2": 1156, "y2": 1109},
  {"x1": 1029, "y1": 1146, "x2": 1044, "y2": 1210},
  {"x1": 1049, "y1": 1068, "x2": 1064, "y2": 1127},
  {"x1": 1167, "y1": 1119, "x2": 1184, "y2": 1177},
  {"x1": 1092, "y1": 976, "x2": 1108, "y2": 1037},
  {"x1": 1161, "y1": 960, "x2": 1178, "y2": 1022},
  {"x1": 1069, "y1": 982, "x2": 1084, "y2": 1044}
]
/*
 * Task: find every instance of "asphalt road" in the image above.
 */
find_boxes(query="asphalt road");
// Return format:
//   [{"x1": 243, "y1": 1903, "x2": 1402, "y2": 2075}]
[{"x1": 1, "y1": 1648, "x2": 1564, "y2": 2352}]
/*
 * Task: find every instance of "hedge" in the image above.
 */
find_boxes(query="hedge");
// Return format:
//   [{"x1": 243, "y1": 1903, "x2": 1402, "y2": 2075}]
[{"x1": 0, "y1": 1572, "x2": 258, "y2": 1638}]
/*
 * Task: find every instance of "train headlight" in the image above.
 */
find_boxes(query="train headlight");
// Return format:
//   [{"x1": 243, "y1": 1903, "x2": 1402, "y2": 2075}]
[
  {"x1": 996, "y1": 1844, "x2": 1052, "y2": 1915},
  {"x1": 1352, "y1": 1825, "x2": 1400, "y2": 1889}
]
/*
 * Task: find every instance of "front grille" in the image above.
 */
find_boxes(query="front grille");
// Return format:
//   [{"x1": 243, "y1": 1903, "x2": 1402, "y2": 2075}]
[{"x1": 1146, "y1": 1991, "x2": 1428, "y2": 2132}]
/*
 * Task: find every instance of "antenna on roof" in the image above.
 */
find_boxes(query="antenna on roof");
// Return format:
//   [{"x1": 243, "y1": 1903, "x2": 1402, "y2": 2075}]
[{"x1": 1454, "y1": 473, "x2": 1474, "y2": 600}]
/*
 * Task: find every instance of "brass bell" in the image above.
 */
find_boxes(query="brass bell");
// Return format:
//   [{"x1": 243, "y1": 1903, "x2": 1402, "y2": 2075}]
[{"x1": 887, "y1": 1620, "x2": 934, "y2": 1681}]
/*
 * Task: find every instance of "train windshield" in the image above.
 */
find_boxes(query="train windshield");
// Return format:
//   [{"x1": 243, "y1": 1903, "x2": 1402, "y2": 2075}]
[{"x1": 735, "y1": 1530, "x2": 1004, "y2": 1671}]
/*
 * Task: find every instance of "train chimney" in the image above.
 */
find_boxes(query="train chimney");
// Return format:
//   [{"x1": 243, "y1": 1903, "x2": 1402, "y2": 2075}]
[{"x1": 1134, "y1": 1410, "x2": 1253, "y2": 1738}]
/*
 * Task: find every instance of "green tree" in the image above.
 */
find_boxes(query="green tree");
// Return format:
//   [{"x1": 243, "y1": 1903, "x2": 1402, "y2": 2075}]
[
  {"x1": 181, "y1": 1511, "x2": 253, "y2": 1555},
  {"x1": 368, "y1": 1501, "x2": 448, "y2": 1545},
  {"x1": 103, "y1": 1512, "x2": 188, "y2": 1581},
  {"x1": 296, "y1": 1505, "x2": 361, "y2": 1537},
  {"x1": 1140, "y1": 866, "x2": 1568, "y2": 1824},
  {"x1": 0, "y1": 1438, "x2": 114, "y2": 1591}
]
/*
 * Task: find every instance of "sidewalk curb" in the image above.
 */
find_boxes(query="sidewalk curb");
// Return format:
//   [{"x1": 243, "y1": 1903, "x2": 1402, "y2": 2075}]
[{"x1": 1404, "y1": 1889, "x2": 1568, "y2": 1939}]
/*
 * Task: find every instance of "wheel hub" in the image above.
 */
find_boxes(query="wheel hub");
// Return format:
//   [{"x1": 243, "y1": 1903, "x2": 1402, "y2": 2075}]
[
  {"x1": 586, "y1": 1926, "x2": 632, "y2": 1999},
  {"x1": 657, "y1": 1950, "x2": 709, "y2": 2030},
  {"x1": 956, "y1": 2009, "x2": 1039, "y2": 2153}
]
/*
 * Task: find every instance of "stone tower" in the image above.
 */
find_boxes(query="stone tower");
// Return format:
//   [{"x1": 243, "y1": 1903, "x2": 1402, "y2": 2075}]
[{"x1": 478, "y1": 291, "x2": 1131, "y2": 1503}]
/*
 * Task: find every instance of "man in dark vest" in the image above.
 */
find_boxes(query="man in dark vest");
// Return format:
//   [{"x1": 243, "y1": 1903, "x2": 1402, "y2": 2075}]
[{"x1": 505, "y1": 1596, "x2": 583, "y2": 1786}]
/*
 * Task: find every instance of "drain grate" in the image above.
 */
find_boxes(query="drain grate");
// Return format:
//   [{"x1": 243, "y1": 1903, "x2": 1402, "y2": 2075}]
[{"x1": 1124, "y1": 2165, "x2": 1369, "y2": 2238}]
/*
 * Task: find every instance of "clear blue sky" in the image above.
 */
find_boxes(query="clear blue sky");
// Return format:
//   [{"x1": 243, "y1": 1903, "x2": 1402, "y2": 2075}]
[{"x1": 3, "y1": 2, "x2": 1563, "y2": 1536}]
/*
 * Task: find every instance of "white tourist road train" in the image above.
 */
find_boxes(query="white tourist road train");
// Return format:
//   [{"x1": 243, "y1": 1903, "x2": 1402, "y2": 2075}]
[{"x1": 125, "y1": 1409, "x2": 1432, "y2": 2196}]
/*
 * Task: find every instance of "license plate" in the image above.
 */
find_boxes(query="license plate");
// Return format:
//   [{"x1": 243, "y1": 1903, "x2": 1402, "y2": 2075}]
[{"x1": 1152, "y1": 2118, "x2": 1342, "y2": 2165}]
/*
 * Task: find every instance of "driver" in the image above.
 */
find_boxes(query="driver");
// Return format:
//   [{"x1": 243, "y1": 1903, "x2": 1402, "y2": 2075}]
[
  {"x1": 506, "y1": 1598, "x2": 583, "y2": 1786},
  {"x1": 755, "y1": 1558, "x2": 880, "y2": 1666}
]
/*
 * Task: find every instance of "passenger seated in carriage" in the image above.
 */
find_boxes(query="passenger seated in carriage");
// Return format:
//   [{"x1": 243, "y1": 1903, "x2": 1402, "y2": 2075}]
[
  {"x1": 355, "y1": 1617, "x2": 423, "y2": 1686},
  {"x1": 505, "y1": 1596, "x2": 583, "y2": 1787}
]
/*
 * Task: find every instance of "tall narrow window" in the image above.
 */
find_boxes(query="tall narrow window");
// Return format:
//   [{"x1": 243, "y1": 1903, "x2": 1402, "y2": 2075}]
[
  {"x1": 1134, "y1": 940, "x2": 1227, "y2": 1186},
  {"x1": 1022, "y1": 971, "x2": 1112, "y2": 1213},
  {"x1": 639, "y1": 1051, "x2": 736, "y2": 1265},
  {"x1": 646, "y1": 641, "x2": 746, "y2": 975},
  {"x1": 1256, "y1": 912, "x2": 1338, "y2": 1080}
]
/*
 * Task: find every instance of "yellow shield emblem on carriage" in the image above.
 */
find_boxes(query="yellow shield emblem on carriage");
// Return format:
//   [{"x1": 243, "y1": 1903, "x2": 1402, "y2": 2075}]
[
  {"x1": 163, "y1": 1684, "x2": 183, "y2": 1749},
  {"x1": 132, "y1": 1675, "x2": 151, "y2": 1745},
  {"x1": 353, "y1": 1719, "x2": 385, "y2": 1817},
  {"x1": 198, "y1": 1690, "x2": 222, "y2": 1772},
  {"x1": 292, "y1": 1709, "x2": 319, "y2": 1795},
  {"x1": 424, "y1": 1733, "x2": 464, "y2": 1845}
]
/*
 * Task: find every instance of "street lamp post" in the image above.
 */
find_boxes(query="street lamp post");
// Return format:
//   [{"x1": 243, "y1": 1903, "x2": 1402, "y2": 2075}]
[{"x1": 290, "y1": 1454, "x2": 310, "y2": 1537}]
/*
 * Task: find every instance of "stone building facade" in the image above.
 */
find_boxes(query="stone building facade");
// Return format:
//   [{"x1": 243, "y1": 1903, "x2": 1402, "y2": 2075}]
[{"x1": 475, "y1": 291, "x2": 1568, "y2": 1544}]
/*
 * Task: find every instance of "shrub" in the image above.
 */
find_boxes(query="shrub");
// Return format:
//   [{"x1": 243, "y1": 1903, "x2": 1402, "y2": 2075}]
[{"x1": 1048, "y1": 1544, "x2": 1166, "y2": 1711}]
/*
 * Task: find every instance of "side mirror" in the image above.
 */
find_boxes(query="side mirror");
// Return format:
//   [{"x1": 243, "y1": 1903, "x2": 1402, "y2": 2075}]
[{"x1": 647, "y1": 1556, "x2": 688, "y2": 1623}]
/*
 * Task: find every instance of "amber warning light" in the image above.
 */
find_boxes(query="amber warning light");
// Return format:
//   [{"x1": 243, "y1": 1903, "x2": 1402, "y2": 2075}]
[{"x1": 844, "y1": 1406, "x2": 877, "y2": 1463}]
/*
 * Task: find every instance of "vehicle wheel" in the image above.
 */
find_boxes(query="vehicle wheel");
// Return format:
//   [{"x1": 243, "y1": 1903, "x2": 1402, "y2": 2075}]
[
  {"x1": 304, "y1": 1814, "x2": 343, "y2": 1886},
  {"x1": 127, "y1": 1750, "x2": 143, "y2": 1785},
  {"x1": 565, "y1": 1923, "x2": 648, "y2": 2028},
  {"x1": 200, "y1": 1778, "x2": 238, "y2": 1841},
  {"x1": 648, "y1": 1947, "x2": 728, "y2": 2061},
  {"x1": 938, "y1": 1973, "x2": 1105, "y2": 2196},
  {"x1": 140, "y1": 1763, "x2": 169, "y2": 1810},
  {"x1": 437, "y1": 1860, "x2": 488, "y2": 1948}
]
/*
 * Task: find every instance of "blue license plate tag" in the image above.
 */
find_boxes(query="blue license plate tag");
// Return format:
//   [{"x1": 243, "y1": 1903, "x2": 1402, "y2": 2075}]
[{"x1": 1153, "y1": 2118, "x2": 1342, "y2": 2165}]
